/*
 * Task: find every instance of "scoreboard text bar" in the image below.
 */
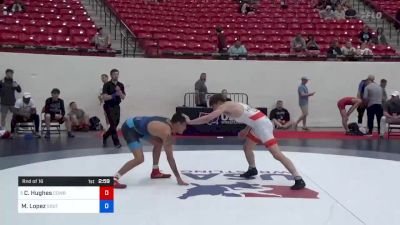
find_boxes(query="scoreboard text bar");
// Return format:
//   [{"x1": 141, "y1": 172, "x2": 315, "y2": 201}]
[{"x1": 18, "y1": 176, "x2": 114, "y2": 213}]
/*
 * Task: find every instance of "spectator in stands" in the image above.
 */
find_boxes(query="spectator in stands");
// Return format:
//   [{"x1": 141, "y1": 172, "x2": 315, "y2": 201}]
[
  {"x1": 216, "y1": 26, "x2": 227, "y2": 54},
  {"x1": 280, "y1": 0, "x2": 288, "y2": 9},
  {"x1": 228, "y1": 39, "x2": 247, "y2": 59},
  {"x1": 356, "y1": 42, "x2": 373, "y2": 56},
  {"x1": 290, "y1": 33, "x2": 306, "y2": 53},
  {"x1": 102, "y1": 69, "x2": 125, "y2": 148},
  {"x1": 327, "y1": 39, "x2": 343, "y2": 56},
  {"x1": 306, "y1": 35, "x2": 320, "y2": 51},
  {"x1": 6, "y1": 0, "x2": 25, "y2": 13},
  {"x1": 372, "y1": 28, "x2": 388, "y2": 45},
  {"x1": 380, "y1": 79, "x2": 388, "y2": 104},
  {"x1": 395, "y1": 9, "x2": 400, "y2": 30},
  {"x1": 240, "y1": 1, "x2": 255, "y2": 15},
  {"x1": 314, "y1": 0, "x2": 328, "y2": 10},
  {"x1": 44, "y1": 88, "x2": 74, "y2": 139},
  {"x1": 357, "y1": 75, "x2": 374, "y2": 124},
  {"x1": 0, "y1": 69, "x2": 22, "y2": 128},
  {"x1": 335, "y1": 5, "x2": 346, "y2": 20},
  {"x1": 195, "y1": 73, "x2": 208, "y2": 107},
  {"x1": 345, "y1": 5, "x2": 357, "y2": 19},
  {"x1": 329, "y1": 0, "x2": 340, "y2": 9},
  {"x1": 380, "y1": 91, "x2": 400, "y2": 138},
  {"x1": 359, "y1": 26, "x2": 372, "y2": 43},
  {"x1": 11, "y1": 93, "x2": 40, "y2": 138},
  {"x1": 91, "y1": 27, "x2": 111, "y2": 50},
  {"x1": 221, "y1": 89, "x2": 232, "y2": 101},
  {"x1": 363, "y1": 78, "x2": 383, "y2": 135},
  {"x1": 320, "y1": 5, "x2": 336, "y2": 20},
  {"x1": 68, "y1": 102, "x2": 90, "y2": 131},
  {"x1": 295, "y1": 76, "x2": 316, "y2": 131},
  {"x1": 339, "y1": 0, "x2": 351, "y2": 9},
  {"x1": 270, "y1": 100, "x2": 294, "y2": 130},
  {"x1": 341, "y1": 40, "x2": 356, "y2": 56}
]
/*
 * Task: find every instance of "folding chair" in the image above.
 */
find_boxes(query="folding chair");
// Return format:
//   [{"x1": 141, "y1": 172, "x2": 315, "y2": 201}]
[
  {"x1": 40, "y1": 107, "x2": 61, "y2": 135},
  {"x1": 15, "y1": 121, "x2": 35, "y2": 135},
  {"x1": 387, "y1": 123, "x2": 400, "y2": 139}
]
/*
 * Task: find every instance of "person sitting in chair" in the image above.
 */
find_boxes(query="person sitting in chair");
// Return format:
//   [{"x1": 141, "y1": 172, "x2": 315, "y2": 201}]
[
  {"x1": 44, "y1": 88, "x2": 74, "y2": 138},
  {"x1": 269, "y1": 100, "x2": 294, "y2": 129},
  {"x1": 68, "y1": 102, "x2": 90, "y2": 131},
  {"x1": 380, "y1": 91, "x2": 400, "y2": 138},
  {"x1": 10, "y1": 92, "x2": 40, "y2": 138}
]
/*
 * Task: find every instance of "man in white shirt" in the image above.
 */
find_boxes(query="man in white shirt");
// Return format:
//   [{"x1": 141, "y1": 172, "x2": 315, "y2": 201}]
[
  {"x1": 357, "y1": 42, "x2": 373, "y2": 56},
  {"x1": 341, "y1": 40, "x2": 356, "y2": 56},
  {"x1": 11, "y1": 92, "x2": 40, "y2": 137}
]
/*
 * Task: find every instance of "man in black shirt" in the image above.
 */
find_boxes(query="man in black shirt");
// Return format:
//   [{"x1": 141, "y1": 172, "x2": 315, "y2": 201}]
[
  {"x1": 269, "y1": 100, "x2": 294, "y2": 129},
  {"x1": 327, "y1": 39, "x2": 343, "y2": 57},
  {"x1": 359, "y1": 26, "x2": 372, "y2": 43},
  {"x1": 44, "y1": 88, "x2": 74, "y2": 138},
  {"x1": 102, "y1": 69, "x2": 125, "y2": 148},
  {"x1": 0, "y1": 69, "x2": 22, "y2": 128}
]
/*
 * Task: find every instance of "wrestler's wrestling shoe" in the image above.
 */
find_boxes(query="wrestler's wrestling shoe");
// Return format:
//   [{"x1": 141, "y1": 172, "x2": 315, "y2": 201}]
[
  {"x1": 113, "y1": 179, "x2": 127, "y2": 189},
  {"x1": 151, "y1": 169, "x2": 172, "y2": 179},
  {"x1": 291, "y1": 178, "x2": 306, "y2": 190},
  {"x1": 240, "y1": 167, "x2": 258, "y2": 178}
]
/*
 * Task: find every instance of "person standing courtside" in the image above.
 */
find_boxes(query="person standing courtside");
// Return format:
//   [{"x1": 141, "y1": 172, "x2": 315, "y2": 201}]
[
  {"x1": 295, "y1": 76, "x2": 315, "y2": 131},
  {"x1": 194, "y1": 73, "x2": 208, "y2": 107},
  {"x1": 99, "y1": 74, "x2": 109, "y2": 125},
  {"x1": 0, "y1": 69, "x2": 22, "y2": 128},
  {"x1": 357, "y1": 75, "x2": 374, "y2": 124},
  {"x1": 363, "y1": 78, "x2": 383, "y2": 135},
  {"x1": 102, "y1": 69, "x2": 125, "y2": 148}
]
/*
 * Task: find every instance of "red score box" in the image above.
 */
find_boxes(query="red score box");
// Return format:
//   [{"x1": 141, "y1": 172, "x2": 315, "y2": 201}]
[{"x1": 99, "y1": 186, "x2": 114, "y2": 200}]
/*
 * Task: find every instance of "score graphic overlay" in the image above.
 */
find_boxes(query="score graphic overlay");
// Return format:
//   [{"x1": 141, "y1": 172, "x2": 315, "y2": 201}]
[{"x1": 18, "y1": 177, "x2": 114, "y2": 213}]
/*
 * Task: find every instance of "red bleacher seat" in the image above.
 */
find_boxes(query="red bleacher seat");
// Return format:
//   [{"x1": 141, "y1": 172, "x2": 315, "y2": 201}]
[{"x1": 0, "y1": 0, "x2": 99, "y2": 51}]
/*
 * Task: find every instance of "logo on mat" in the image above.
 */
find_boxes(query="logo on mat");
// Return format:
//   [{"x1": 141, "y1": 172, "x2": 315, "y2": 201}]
[{"x1": 179, "y1": 170, "x2": 319, "y2": 200}]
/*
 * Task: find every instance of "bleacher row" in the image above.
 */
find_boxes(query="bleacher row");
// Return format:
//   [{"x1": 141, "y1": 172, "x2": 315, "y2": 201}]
[
  {"x1": 0, "y1": 0, "x2": 97, "y2": 50},
  {"x1": 367, "y1": 0, "x2": 400, "y2": 16},
  {"x1": 106, "y1": 0, "x2": 397, "y2": 56},
  {"x1": 0, "y1": 0, "x2": 399, "y2": 57}
]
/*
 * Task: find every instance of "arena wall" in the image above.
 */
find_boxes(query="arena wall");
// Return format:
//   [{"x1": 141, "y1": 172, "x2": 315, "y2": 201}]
[{"x1": 1, "y1": 52, "x2": 398, "y2": 127}]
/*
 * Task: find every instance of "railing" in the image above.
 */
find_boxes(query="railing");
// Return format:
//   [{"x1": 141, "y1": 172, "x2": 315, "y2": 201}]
[
  {"x1": 85, "y1": 0, "x2": 400, "y2": 58},
  {"x1": 350, "y1": 0, "x2": 400, "y2": 46},
  {"x1": 87, "y1": 0, "x2": 154, "y2": 57},
  {"x1": 0, "y1": 43, "x2": 119, "y2": 56},
  {"x1": 183, "y1": 92, "x2": 249, "y2": 107},
  {"x1": 162, "y1": 51, "x2": 400, "y2": 61}
]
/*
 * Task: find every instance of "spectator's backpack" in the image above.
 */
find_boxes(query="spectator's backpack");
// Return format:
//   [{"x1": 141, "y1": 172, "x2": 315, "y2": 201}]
[
  {"x1": 89, "y1": 116, "x2": 103, "y2": 131},
  {"x1": 347, "y1": 123, "x2": 365, "y2": 136}
]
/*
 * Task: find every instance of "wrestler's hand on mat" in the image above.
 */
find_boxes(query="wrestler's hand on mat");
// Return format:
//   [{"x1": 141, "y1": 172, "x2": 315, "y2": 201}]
[{"x1": 177, "y1": 178, "x2": 189, "y2": 186}]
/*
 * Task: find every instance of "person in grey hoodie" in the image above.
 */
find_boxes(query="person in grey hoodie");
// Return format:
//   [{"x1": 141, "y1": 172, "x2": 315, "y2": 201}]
[
  {"x1": 0, "y1": 69, "x2": 22, "y2": 127},
  {"x1": 363, "y1": 77, "x2": 383, "y2": 135}
]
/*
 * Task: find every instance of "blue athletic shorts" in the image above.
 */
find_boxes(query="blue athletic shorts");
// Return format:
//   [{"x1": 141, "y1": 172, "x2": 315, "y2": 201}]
[{"x1": 121, "y1": 119, "x2": 150, "y2": 151}]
